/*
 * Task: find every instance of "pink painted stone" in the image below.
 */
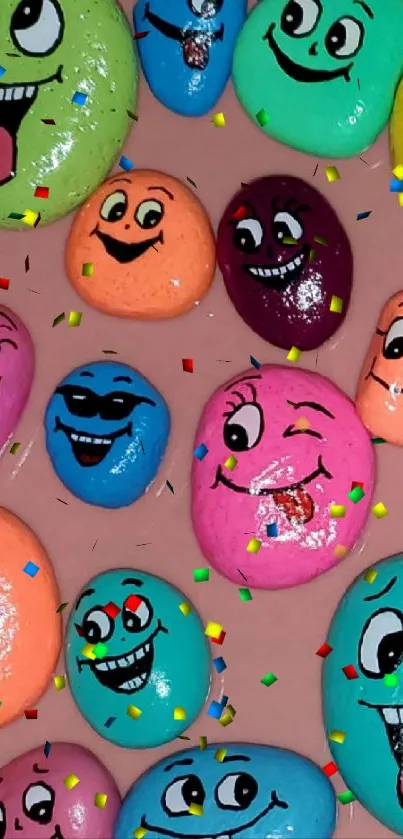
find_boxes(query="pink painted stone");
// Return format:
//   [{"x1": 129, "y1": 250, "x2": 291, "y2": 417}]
[{"x1": 0, "y1": 306, "x2": 34, "y2": 447}]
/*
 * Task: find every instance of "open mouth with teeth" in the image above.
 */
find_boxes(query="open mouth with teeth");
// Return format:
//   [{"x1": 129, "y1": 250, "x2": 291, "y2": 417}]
[
  {"x1": 144, "y1": 3, "x2": 224, "y2": 69},
  {"x1": 93, "y1": 227, "x2": 163, "y2": 263},
  {"x1": 54, "y1": 417, "x2": 132, "y2": 467},
  {"x1": 360, "y1": 700, "x2": 403, "y2": 804},
  {"x1": 244, "y1": 244, "x2": 310, "y2": 290},
  {"x1": 77, "y1": 621, "x2": 166, "y2": 693},
  {"x1": 0, "y1": 66, "x2": 63, "y2": 187}
]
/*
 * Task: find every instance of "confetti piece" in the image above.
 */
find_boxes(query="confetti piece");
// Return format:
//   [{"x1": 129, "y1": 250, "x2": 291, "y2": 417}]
[
  {"x1": 390, "y1": 179, "x2": 403, "y2": 192},
  {"x1": 348, "y1": 485, "x2": 365, "y2": 503},
  {"x1": 364, "y1": 568, "x2": 377, "y2": 584},
  {"x1": 179, "y1": 601, "x2": 192, "y2": 616},
  {"x1": 125, "y1": 594, "x2": 142, "y2": 613},
  {"x1": 215, "y1": 748, "x2": 227, "y2": 763},
  {"x1": 103, "y1": 602, "x2": 120, "y2": 618},
  {"x1": 334, "y1": 545, "x2": 348, "y2": 559},
  {"x1": 25, "y1": 256, "x2": 30, "y2": 272},
  {"x1": 247, "y1": 537, "x2": 261, "y2": 554},
  {"x1": 325, "y1": 166, "x2": 340, "y2": 182},
  {"x1": 309, "y1": 248, "x2": 317, "y2": 262},
  {"x1": 127, "y1": 705, "x2": 142, "y2": 719},
  {"x1": 174, "y1": 707, "x2": 186, "y2": 720},
  {"x1": 205, "y1": 621, "x2": 223, "y2": 639},
  {"x1": 266, "y1": 523, "x2": 278, "y2": 538},
  {"x1": 22, "y1": 209, "x2": 39, "y2": 227},
  {"x1": 398, "y1": 193, "x2": 403, "y2": 208},
  {"x1": 166, "y1": 480, "x2": 174, "y2": 493},
  {"x1": 316, "y1": 643, "x2": 333, "y2": 658},
  {"x1": 23, "y1": 561, "x2": 39, "y2": 578},
  {"x1": 211, "y1": 630, "x2": 226, "y2": 646},
  {"x1": 9, "y1": 442, "x2": 20, "y2": 454},
  {"x1": 351, "y1": 480, "x2": 364, "y2": 490},
  {"x1": 56, "y1": 602, "x2": 68, "y2": 613},
  {"x1": 52, "y1": 312, "x2": 65, "y2": 327},
  {"x1": 199, "y1": 736, "x2": 208, "y2": 750},
  {"x1": 82, "y1": 262, "x2": 94, "y2": 277},
  {"x1": 256, "y1": 108, "x2": 269, "y2": 126},
  {"x1": 330, "y1": 504, "x2": 346, "y2": 518},
  {"x1": 0, "y1": 67, "x2": 5, "y2": 79},
  {"x1": 250, "y1": 355, "x2": 261, "y2": 369},
  {"x1": 0, "y1": 278, "x2": 10, "y2": 290},
  {"x1": 287, "y1": 346, "x2": 301, "y2": 363},
  {"x1": 72, "y1": 91, "x2": 87, "y2": 106},
  {"x1": 219, "y1": 708, "x2": 236, "y2": 727},
  {"x1": 371, "y1": 437, "x2": 386, "y2": 444},
  {"x1": 94, "y1": 793, "x2": 108, "y2": 809},
  {"x1": 213, "y1": 656, "x2": 227, "y2": 673},
  {"x1": 384, "y1": 673, "x2": 399, "y2": 687},
  {"x1": 34, "y1": 186, "x2": 49, "y2": 199},
  {"x1": 186, "y1": 177, "x2": 197, "y2": 188},
  {"x1": 193, "y1": 568, "x2": 210, "y2": 583},
  {"x1": 261, "y1": 672, "x2": 278, "y2": 687},
  {"x1": 24, "y1": 709, "x2": 38, "y2": 719},
  {"x1": 104, "y1": 716, "x2": 116, "y2": 728},
  {"x1": 338, "y1": 790, "x2": 355, "y2": 805},
  {"x1": 44, "y1": 741, "x2": 52, "y2": 758},
  {"x1": 372, "y1": 502, "x2": 388, "y2": 518},
  {"x1": 102, "y1": 349, "x2": 118, "y2": 355},
  {"x1": 232, "y1": 205, "x2": 248, "y2": 221},
  {"x1": 295, "y1": 416, "x2": 310, "y2": 430},
  {"x1": 194, "y1": 443, "x2": 208, "y2": 460},
  {"x1": 329, "y1": 730, "x2": 346, "y2": 744},
  {"x1": 356, "y1": 211, "x2": 372, "y2": 220},
  {"x1": 93, "y1": 642, "x2": 108, "y2": 659},
  {"x1": 41, "y1": 118, "x2": 56, "y2": 125},
  {"x1": 314, "y1": 235, "x2": 327, "y2": 246},
  {"x1": 133, "y1": 828, "x2": 148, "y2": 839},
  {"x1": 8, "y1": 212, "x2": 24, "y2": 220},
  {"x1": 212, "y1": 112, "x2": 226, "y2": 127},
  {"x1": 224, "y1": 455, "x2": 238, "y2": 471},
  {"x1": 64, "y1": 774, "x2": 79, "y2": 790},
  {"x1": 239, "y1": 587, "x2": 252, "y2": 602},
  {"x1": 394, "y1": 164, "x2": 403, "y2": 179},
  {"x1": 182, "y1": 358, "x2": 194, "y2": 373},
  {"x1": 342, "y1": 664, "x2": 359, "y2": 680},
  {"x1": 68, "y1": 311, "x2": 82, "y2": 327},
  {"x1": 322, "y1": 761, "x2": 338, "y2": 777},
  {"x1": 330, "y1": 295, "x2": 343, "y2": 314},
  {"x1": 133, "y1": 30, "x2": 150, "y2": 40},
  {"x1": 53, "y1": 675, "x2": 66, "y2": 690},
  {"x1": 81, "y1": 643, "x2": 96, "y2": 660},
  {"x1": 119, "y1": 155, "x2": 135, "y2": 172},
  {"x1": 189, "y1": 803, "x2": 203, "y2": 816},
  {"x1": 75, "y1": 623, "x2": 84, "y2": 637}
]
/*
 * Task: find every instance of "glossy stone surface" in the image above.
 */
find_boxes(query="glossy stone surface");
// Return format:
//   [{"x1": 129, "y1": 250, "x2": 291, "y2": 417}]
[
  {"x1": 191, "y1": 365, "x2": 375, "y2": 589},
  {"x1": 0, "y1": 306, "x2": 34, "y2": 446},
  {"x1": 65, "y1": 569, "x2": 211, "y2": 748}
]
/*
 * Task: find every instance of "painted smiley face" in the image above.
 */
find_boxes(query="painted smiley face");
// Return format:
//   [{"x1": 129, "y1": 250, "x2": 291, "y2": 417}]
[
  {"x1": 0, "y1": 0, "x2": 136, "y2": 229},
  {"x1": 133, "y1": 0, "x2": 247, "y2": 117},
  {"x1": 322, "y1": 554, "x2": 403, "y2": 835},
  {"x1": 66, "y1": 170, "x2": 216, "y2": 319},
  {"x1": 217, "y1": 175, "x2": 353, "y2": 352},
  {"x1": 232, "y1": 0, "x2": 403, "y2": 158},
  {"x1": 44, "y1": 361, "x2": 170, "y2": 508},
  {"x1": 191, "y1": 365, "x2": 375, "y2": 590},
  {"x1": 0, "y1": 743, "x2": 121, "y2": 839},
  {"x1": 66, "y1": 569, "x2": 211, "y2": 749},
  {"x1": 114, "y1": 743, "x2": 336, "y2": 839},
  {"x1": 0, "y1": 306, "x2": 34, "y2": 446},
  {"x1": 356, "y1": 291, "x2": 403, "y2": 446}
]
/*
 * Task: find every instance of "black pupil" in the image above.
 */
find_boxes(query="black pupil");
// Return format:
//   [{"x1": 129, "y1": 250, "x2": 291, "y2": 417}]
[
  {"x1": 325, "y1": 21, "x2": 347, "y2": 55},
  {"x1": 383, "y1": 337, "x2": 403, "y2": 360},
  {"x1": 281, "y1": 1, "x2": 303, "y2": 35},
  {"x1": 12, "y1": 0, "x2": 42, "y2": 30},
  {"x1": 273, "y1": 221, "x2": 293, "y2": 243},
  {"x1": 84, "y1": 617, "x2": 105, "y2": 643},
  {"x1": 28, "y1": 800, "x2": 53, "y2": 825},
  {"x1": 234, "y1": 226, "x2": 259, "y2": 254},
  {"x1": 223, "y1": 421, "x2": 249, "y2": 452},
  {"x1": 142, "y1": 209, "x2": 161, "y2": 228},
  {"x1": 378, "y1": 631, "x2": 403, "y2": 676},
  {"x1": 182, "y1": 776, "x2": 205, "y2": 807},
  {"x1": 108, "y1": 201, "x2": 126, "y2": 222},
  {"x1": 234, "y1": 774, "x2": 258, "y2": 809},
  {"x1": 0, "y1": 804, "x2": 5, "y2": 839}
]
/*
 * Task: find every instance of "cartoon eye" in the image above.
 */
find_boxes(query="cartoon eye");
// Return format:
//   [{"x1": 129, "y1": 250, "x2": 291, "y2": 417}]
[
  {"x1": 163, "y1": 775, "x2": 206, "y2": 816},
  {"x1": 0, "y1": 802, "x2": 6, "y2": 839},
  {"x1": 135, "y1": 199, "x2": 164, "y2": 229},
  {"x1": 23, "y1": 783, "x2": 55, "y2": 825},
  {"x1": 81, "y1": 608, "x2": 114, "y2": 644},
  {"x1": 280, "y1": 0, "x2": 322, "y2": 37},
  {"x1": 188, "y1": 0, "x2": 224, "y2": 17},
  {"x1": 233, "y1": 219, "x2": 263, "y2": 253},
  {"x1": 100, "y1": 191, "x2": 128, "y2": 223},
  {"x1": 223, "y1": 404, "x2": 264, "y2": 452},
  {"x1": 383, "y1": 319, "x2": 403, "y2": 360},
  {"x1": 325, "y1": 17, "x2": 364, "y2": 59},
  {"x1": 273, "y1": 211, "x2": 303, "y2": 244},
  {"x1": 359, "y1": 609, "x2": 403, "y2": 678},
  {"x1": 122, "y1": 595, "x2": 153, "y2": 633},
  {"x1": 11, "y1": 0, "x2": 64, "y2": 57},
  {"x1": 215, "y1": 773, "x2": 258, "y2": 810}
]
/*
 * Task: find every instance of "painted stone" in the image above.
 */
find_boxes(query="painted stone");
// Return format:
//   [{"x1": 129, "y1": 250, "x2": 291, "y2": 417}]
[{"x1": 0, "y1": 305, "x2": 34, "y2": 446}]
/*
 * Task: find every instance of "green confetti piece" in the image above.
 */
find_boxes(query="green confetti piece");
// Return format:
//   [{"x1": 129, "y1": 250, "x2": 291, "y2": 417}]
[
  {"x1": 384, "y1": 673, "x2": 399, "y2": 688},
  {"x1": 314, "y1": 235, "x2": 328, "y2": 246},
  {"x1": 308, "y1": 249, "x2": 317, "y2": 262},
  {"x1": 9, "y1": 442, "x2": 20, "y2": 455},
  {"x1": 260, "y1": 672, "x2": 278, "y2": 687},
  {"x1": 239, "y1": 587, "x2": 252, "y2": 602},
  {"x1": 52, "y1": 312, "x2": 65, "y2": 327},
  {"x1": 93, "y1": 642, "x2": 108, "y2": 659},
  {"x1": 8, "y1": 212, "x2": 24, "y2": 220},
  {"x1": 68, "y1": 311, "x2": 82, "y2": 327},
  {"x1": 348, "y1": 486, "x2": 365, "y2": 504},
  {"x1": 82, "y1": 262, "x2": 94, "y2": 277},
  {"x1": 256, "y1": 108, "x2": 269, "y2": 127},
  {"x1": 193, "y1": 568, "x2": 210, "y2": 583},
  {"x1": 56, "y1": 602, "x2": 68, "y2": 613},
  {"x1": 371, "y1": 437, "x2": 386, "y2": 445},
  {"x1": 337, "y1": 790, "x2": 355, "y2": 805}
]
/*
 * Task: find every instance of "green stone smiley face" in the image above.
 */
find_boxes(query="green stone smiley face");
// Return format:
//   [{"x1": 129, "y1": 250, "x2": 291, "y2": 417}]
[
  {"x1": 233, "y1": 0, "x2": 403, "y2": 158},
  {"x1": 0, "y1": 0, "x2": 137, "y2": 229}
]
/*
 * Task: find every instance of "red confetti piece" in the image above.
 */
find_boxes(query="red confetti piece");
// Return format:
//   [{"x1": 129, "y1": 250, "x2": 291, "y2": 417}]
[
  {"x1": 322, "y1": 761, "x2": 338, "y2": 777},
  {"x1": 316, "y1": 642, "x2": 333, "y2": 658},
  {"x1": 74, "y1": 623, "x2": 84, "y2": 637},
  {"x1": 41, "y1": 118, "x2": 55, "y2": 124},
  {"x1": 125, "y1": 594, "x2": 142, "y2": 613},
  {"x1": 211, "y1": 630, "x2": 226, "y2": 646},
  {"x1": 24, "y1": 709, "x2": 38, "y2": 719},
  {"x1": 351, "y1": 481, "x2": 364, "y2": 491},
  {"x1": 182, "y1": 358, "x2": 194, "y2": 373},
  {"x1": 342, "y1": 664, "x2": 359, "y2": 680},
  {"x1": 133, "y1": 30, "x2": 150, "y2": 39},
  {"x1": 34, "y1": 186, "x2": 49, "y2": 199},
  {"x1": 0, "y1": 278, "x2": 10, "y2": 290},
  {"x1": 232, "y1": 205, "x2": 248, "y2": 221},
  {"x1": 24, "y1": 256, "x2": 30, "y2": 272},
  {"x1": 103, "y1": 602, "x2": 120, "y2": 619}
]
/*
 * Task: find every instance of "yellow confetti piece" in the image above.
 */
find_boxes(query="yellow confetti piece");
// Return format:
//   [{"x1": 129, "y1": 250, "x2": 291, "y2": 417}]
[
  {"x1": 282, "y1": 236, "x2": 298, "y2": 245},
  {"x1": 22, "y1": 209, "x2": 39, "y2": 227},
  {"x1": 330, "y1": 504, "x2": 346, "y2": 518},
  {"x1": 325, "y1": 166, "x2": 340, "y2": 183},
  {"x1": 133, "y1": 827, "x2": 148, "y2": 839},
  {"x1": 94, "y1": 793, "x2": 107, "y2": 809},
  {"x1": 64, "y1": 774, "x2": 80, "y2": 790},
  {"x1": 68, "y1": 311, "x2": 82, "y2": 327},
  {"x1": 329, "y1": 730, "x2": 346, "y2": 744},
  {"x1": 295, "y1": 416, "x2": 310, "y2": 431},
  {"x1": 226, "y1": 704, "x2": 236, "y2": 718},
  {"x1": 179, "y1": 601, "x2": 192, "y2": 616},
  {"x1": 393, "y1": 164, "x2": 403, "y2": 179},
  {"x1": 53, "y1": 675, "x2": 66, "y2": 691},
  {"x1": 219, "y1": 712, "x2": 235, "y2": 727},
  {"x1": 364, "y1": 568, "x2": 378, "y2": 584},
  {"x1": 398, "y1": 193, "x2": 403, "y2": 208},
  {"x1": 309, "y1": 248, "x2": 316, "y2": 262},
  {"x1": 334, "y1": 545, "x2": 349, "y2": 559},
  {"x1": 189, "y1": 803, "x2": 203, "y2": 816},
  {"x1": 287, "y1": 346, "x2": 301, "y2": 363},
  {"x1": 81, "y1": 643, "x2": 96, "y2": 660},
  {"x1": 174, "y1": 706, "x2": 186, "y2": 721},
  {"x1": 372, "y1": 502, "x2": 388, "y2": 519},
  {"x1": 9, "y1": 442, "x2": 20, "y2": 454},
  {"x1": 247, "y1": 537, "x2": 261, "y2": 554},
  {"x1": 82, "y1": 262, "x2": 94, "y2": 277},
  {"x1": 212, "y1": 112, "x2": 226, "y2": 127},
  {"x1": 127, "y1": 705, "x2": 142, "y2": 719},
  {"x1": 199, "y1": 736, "x2": 208, "y2": 750},
  {"x1": 215, "y1": 748, "x2": 227, "y2": 762},
  {"x1": 314, "y1": 235, "x2": 327, "y2": 246},
  {"x1": 224, "y1": 455, "x2": 238, "y2": 471},
  {"x1": 330, "y1": 295, "x2": 343, "y2": 314},
  {"x1": 205, "y1": 621, "x2": 223, "y2": 639}
]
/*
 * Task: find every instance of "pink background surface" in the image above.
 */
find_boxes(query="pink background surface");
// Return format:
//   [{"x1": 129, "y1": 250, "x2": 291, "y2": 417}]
[{"x1": 0, "y1": 1, "x2": 400, "y2": 836}]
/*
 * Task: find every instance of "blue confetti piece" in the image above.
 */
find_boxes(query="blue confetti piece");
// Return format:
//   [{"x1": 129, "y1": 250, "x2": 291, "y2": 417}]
[
  {"x1": 44, "y1": 741, "x2": 52, "y2": 758},
  {"x1": 356, "y1": 211, "x2": 372, "y2": 220},
  {"x1": 266, "y1": 523, "x2": 278, "y2": 538},
  {"x1": 213, "y1": 656, "x2": 227, "y2": 674},
  {"x1": 0, "y1": 67, "x2": 6, "y2": 79},
  {"x1": 390, "y1": 179, "x2": 403, "y2": 193},
  {"x1": 207, "y1": 701, "x2": 224, "y2": 719},
  {"x1": 23, "y1": 561, "x2": 39, "y2": 578},
  {"x1": 194, "y1": 443, "x2": 208, "y2": 461},
  {"x1": 250, "y1": 356, "x2": 261, "y2": 369},
  {"x1": 72, "y1": 91, "x2": 88, "y2": 107},
  {"x1": 119, "y1": 155, "x2": 135, "y2": 173},
  {"x1": 220, "y1": 694, "x2": 229, "y2": 708},
  {"x1": 104, "y1": 716, "x2": 116, "y2": 728}
]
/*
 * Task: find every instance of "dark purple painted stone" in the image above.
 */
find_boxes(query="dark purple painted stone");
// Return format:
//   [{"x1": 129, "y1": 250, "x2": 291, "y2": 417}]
[{"x1": 217, "y1": 175, "x2": 353, "y2": 351}]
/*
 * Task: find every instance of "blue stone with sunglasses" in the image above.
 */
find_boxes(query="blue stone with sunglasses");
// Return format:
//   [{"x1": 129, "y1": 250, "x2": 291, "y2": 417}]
[
  {"x1": 44, "y1": 361, "x2": 170, "y2": 508},
  {"x1": 133, "y1": 0, "x2": 247, "y2": 116}
]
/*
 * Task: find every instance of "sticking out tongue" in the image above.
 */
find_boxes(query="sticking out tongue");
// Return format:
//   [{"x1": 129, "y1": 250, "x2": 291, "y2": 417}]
[
  {"x1": 272, "y1": 487, "x2": 314, "y2": 525},
  {"x1": 78, "y1": 452, "x2": 104, "y2": 466},
  {"x1": 0, "y1": 127, "x2": 14, "y2": 185},
  {"x1": 183, "y1": 35, "x2": 210, "y2": 69}
]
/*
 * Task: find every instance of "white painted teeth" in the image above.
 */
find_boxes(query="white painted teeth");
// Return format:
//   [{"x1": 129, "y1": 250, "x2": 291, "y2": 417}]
[
  {"x1": 0, "y1": 84, "x2": 37, "y2": 101},
  {"x1": 70, "y1": 432, "x2": 112, "y2": 445},
  {"x1": 248, "y1": 253, "x2": 304, "y2": 278},
  {"x1": 382, "y1": 707, "x2": 401, "y2": 724},
  {"x1": 120, "y1": 673, "x2": 148, "y2": 691},
  {"x1": 94, "y1": 642, "x2": 149, "y2": 672}
]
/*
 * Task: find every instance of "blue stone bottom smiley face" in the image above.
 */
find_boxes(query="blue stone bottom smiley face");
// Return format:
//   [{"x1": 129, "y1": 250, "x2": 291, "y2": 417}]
[
  {"x1": 323, "y1": 553, "x2": 403, "y2": 835},
  {"x1": 44, "y1": 361, "x2": 170, "y2": 508},
  {"x1": 66, "y1": 569, "x2": 211, "y2": 749},
  {"x1": 114, "y1": 743, "x2": 336, "y2": 838}
]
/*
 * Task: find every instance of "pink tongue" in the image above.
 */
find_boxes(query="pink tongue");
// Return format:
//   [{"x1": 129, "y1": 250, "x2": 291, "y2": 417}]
[
  {"x1": 272, "y1": 487, "x2": 314, "y2": 525},
  {"x1": 0, "y1": 127, "x2": 13, "y2": 185}
]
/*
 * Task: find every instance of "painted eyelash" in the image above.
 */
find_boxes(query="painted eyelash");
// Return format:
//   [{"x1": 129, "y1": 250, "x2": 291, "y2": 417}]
[{"x1": 223, "y1": 382, "x2": 258, "y2": 417}]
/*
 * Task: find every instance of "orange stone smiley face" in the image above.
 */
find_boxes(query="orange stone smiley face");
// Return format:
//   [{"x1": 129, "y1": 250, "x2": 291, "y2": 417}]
[
  {"x1": 356, "y1": 290, "x2": 403, "y2": 445},
  {"x1": 65, "y1": 169, "x2": 216, "y2": 319}
]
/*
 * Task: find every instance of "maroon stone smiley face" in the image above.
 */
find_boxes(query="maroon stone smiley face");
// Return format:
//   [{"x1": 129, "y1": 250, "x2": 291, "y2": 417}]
[{"x1": 217, "y1": 175, "x2": 353, "y2": 352}]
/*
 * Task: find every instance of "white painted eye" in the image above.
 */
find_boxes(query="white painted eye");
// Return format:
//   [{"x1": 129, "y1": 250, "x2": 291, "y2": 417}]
[
  {"x1": 23, "y1": 783, "x2": 54, "y2": 825},
  {"x1": 384, "y1": 319, "x2": 403, "y2": 360},
  {"x1": 281, "y1": 0, "x2": 322, "y2": 37},
  {"x1": 359, "y1": 610, "x2": 403, "y2": 677},
  {"x1": 273, "y1": 212, "x2": 303, "y2": 242},
  {"x1": 234, "y1": 219, "x2": 264, "y2": 253},
  {"x1": 100, "y1": 191, "x2": 128, "y2": 223},
  {"x1": 215, "y1": 773, "x2": 258, "y2": 810},
  {"x1": 325, "y1": 17, "x2": 364, "y2": 59},
  {"x1": 82, "y1": 608, "x2": 114, "y2": 643},
  {"x1": 163, "y1": 776, "x2": 206, "y2": 816},
  {"x1": 135, "y1": 199, "x2": 164, "y2": 229},
  {"x1": 224, "y1": 404, "x2": 263, "y2": 451},
  {"x1": 11, "y1": 0, "x2": 64, "y2": 56}
]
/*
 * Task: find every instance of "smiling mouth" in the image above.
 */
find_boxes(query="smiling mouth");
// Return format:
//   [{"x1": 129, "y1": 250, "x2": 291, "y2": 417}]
[
  {"x1": 144, "y1": 2, "x2": 224, "y2": 69},
  {"x1": 54, "y1": 417, "x2": 132, "y2": 467},
  {"x1": 245, "y1": 244, "x2": 310, "y2": 290},
  {"x1": 264, "y1": 24, "x2": 352, "y2": 83},
  {"x1": 77, "y1": 621, "x2": 167, "y2": 693},
  {"x1": 0, "y1": 65, "x2": 63, "y2": 187},
  {"x1": 92, "y1": 227, "x2": 163, "y2": 264},
  {"x1": 365, "y1": 361, "x2": 401, "y2": 395},
  {"x1": 360, "y1": 700, "x2": 403, "y2": 775},
  {"x1": 212, "y1": 455, "x2": 332, "y2": 525}
]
